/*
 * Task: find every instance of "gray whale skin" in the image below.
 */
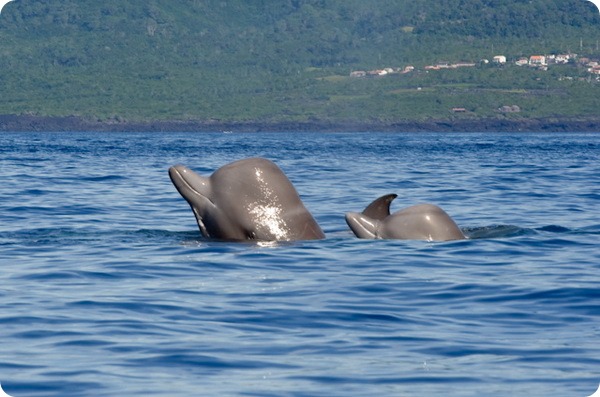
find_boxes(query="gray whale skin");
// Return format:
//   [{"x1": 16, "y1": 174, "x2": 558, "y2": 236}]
[
  {"x1": 169, "y1": 158, "x2": 325, "y2": 241},
  {"x1": 345, "y1": 194, "x2": 466, "y2": 241}
]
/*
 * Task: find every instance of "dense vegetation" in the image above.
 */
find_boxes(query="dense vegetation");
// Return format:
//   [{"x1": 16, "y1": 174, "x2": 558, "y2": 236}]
[{"x1": 0, "y1": 0, "x2": 598, "y2": 127}]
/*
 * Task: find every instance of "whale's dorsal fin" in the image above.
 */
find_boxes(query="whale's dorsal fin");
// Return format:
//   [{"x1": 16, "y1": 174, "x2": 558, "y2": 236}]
[{"x1": 362, "y1": 194, "x2": 397, "y2": 220}]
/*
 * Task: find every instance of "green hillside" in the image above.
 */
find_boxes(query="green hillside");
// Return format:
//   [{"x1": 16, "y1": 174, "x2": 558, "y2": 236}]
[{"x1": 0, "y1": 0, "x2": 598, "y2": 129}]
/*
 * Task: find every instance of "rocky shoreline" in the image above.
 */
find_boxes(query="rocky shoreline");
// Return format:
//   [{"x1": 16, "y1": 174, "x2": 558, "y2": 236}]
[{"x1": 1, "y1": 114, "x2": 599, "y2": 133}]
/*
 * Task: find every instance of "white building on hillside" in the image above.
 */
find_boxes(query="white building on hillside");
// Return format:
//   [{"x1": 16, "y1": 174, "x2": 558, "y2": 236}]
[{"x1": 529, "y1": 55, "x2": 547, "y2": 66}]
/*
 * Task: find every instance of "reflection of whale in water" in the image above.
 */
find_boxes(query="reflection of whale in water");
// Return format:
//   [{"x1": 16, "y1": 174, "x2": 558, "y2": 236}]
[
  {"x1": 463, "y1": 224, "x2": 594, "y2": 239},
  {"x1": 169, "y1": 158, "x2": 325, "y2": 242},
  {"x1": 462, "y1": 225, "x2": 526, "y2": 239}
]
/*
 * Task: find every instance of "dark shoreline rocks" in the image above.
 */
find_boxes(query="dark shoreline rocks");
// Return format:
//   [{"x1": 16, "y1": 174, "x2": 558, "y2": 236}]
[{"x1": 1, "y1": 114, "x2": 598, "y2": 132}]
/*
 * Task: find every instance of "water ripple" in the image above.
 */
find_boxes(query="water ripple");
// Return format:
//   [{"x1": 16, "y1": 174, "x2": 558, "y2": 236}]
[{"x1": 0, "y1": 132, "x2": 599, "y2": 397}]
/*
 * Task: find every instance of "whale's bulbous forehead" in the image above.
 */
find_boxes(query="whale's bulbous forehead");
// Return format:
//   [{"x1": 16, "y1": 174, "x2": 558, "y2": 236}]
[
  {"x1": 214, "y1": 157, "x2": 278, "y2": 174},
  {"x1": 212, "y1": 158, "x2": 291, "y2": 184},
  {"x1": 210, "y1": 158, "x2": 301, "y2": 202}
]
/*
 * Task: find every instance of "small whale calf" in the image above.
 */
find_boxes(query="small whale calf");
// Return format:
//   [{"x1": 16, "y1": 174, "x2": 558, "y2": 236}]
[
  {"x1": 169, "y1": 158, "x2": 325, "y2": 241},
  {"x1": 345, "y1": 194, "x2": 466, "y2": 241}
]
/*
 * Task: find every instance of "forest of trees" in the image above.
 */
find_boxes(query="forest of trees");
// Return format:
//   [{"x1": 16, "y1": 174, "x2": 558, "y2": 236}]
[{"x1": 0, "y1": 0, "x2": 598, "y2": 125}]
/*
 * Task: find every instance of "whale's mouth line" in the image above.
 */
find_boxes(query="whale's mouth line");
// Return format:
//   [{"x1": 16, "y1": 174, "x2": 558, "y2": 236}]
[
  {"x1": 170, "y1": 166, "x2": 216, "y2": 206},
  {"x1": 171, "y1": 167, "x2": 204, "y2": 198}
]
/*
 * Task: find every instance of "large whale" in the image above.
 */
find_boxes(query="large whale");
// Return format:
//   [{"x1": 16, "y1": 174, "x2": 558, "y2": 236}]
[
  {"x1": 345, "y1": 194, "x2": 466, "y2": 241},
  {"x1": 169, "y1": 158, "x2": 325, "y2": 241}
]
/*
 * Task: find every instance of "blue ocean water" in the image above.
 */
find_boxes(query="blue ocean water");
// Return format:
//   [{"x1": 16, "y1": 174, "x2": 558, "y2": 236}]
[{"x1": 0, "y1": 131, "x2": 599, "y2": 397}]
